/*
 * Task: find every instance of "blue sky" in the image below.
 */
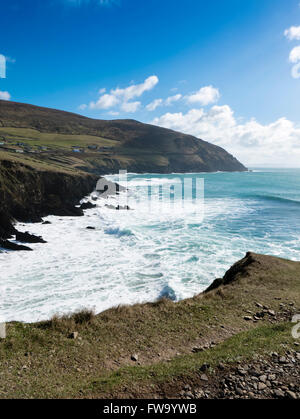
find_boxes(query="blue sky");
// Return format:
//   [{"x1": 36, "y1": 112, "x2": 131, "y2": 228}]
[{"x1": 1, "y1": 0, "x2": 300, "y2": 166}]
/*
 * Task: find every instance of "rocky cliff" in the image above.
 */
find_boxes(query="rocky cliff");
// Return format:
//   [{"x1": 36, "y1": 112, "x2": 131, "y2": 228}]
[{"x1": 0, "y1": 158, "x2": 98, "y2": 241}]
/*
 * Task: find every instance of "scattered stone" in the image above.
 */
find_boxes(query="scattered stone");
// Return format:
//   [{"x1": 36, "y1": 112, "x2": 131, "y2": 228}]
[
  {"x1": 273, "y1": 389, "x2": 285, "y2": 398},
  {"x1": 192, "y1": 347, "x2": 204, "y2": 353},
  {"x1": 0, "y1": 239, "x2": 33, "y2": 251},
  {"x1": 80, "y1": 202, "x2": 96, "y2": 210},
  {"x1": 15, "y1": 231, "x2": 46, "y2": 244},
  {"x1": 199, "y1": 363, "x2": 210, "y2": 372},
  {"x1": 68, "y1": 332, "x2": 78, "y2": 339},
  {"x1": 200, "y1": 374, "x2": 208, "y2": 381},
  {"x1": 286, "y1": 391, "x2": 297, "y2": 400},
  {"x1": 131, "y1": 354, "x2": 139, "y2": 362},
  {"x1": 86, "y1": 226, "x2": 96, "y2": 230},
  {"x1": 237, "y1": 368, "x2": 247, "y2": 376},
  {"x1": 244, "y1": 316, "x2": 252, "y2": 321},
  {"x1": 116, "y1": 205, "x2": 131, "y2": 211}
]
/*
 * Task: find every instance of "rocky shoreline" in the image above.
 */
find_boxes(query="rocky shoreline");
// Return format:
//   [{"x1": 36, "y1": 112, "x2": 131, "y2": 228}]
[{"x1": 0, "y1": 158, "x2": 99, "y2": 251}]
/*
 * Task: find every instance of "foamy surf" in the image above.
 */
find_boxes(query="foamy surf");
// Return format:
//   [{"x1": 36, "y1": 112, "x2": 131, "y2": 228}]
[{"x1": 1, "y1": 169, "x2": 300, "y2": 323}]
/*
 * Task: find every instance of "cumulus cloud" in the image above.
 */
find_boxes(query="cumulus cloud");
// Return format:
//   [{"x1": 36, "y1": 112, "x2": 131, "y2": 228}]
[
  {"x1": 146, "y1": 98, "x2": 163, "y2": 111},
  {"x1": 0, "y1": 91, "x2": 11, "y2": 100},
  {"x1": 284, "y1": 26, "x2": 300, "y2": 40},
  {"x1": 90, "y1": 93, "x2": 119, "y2": 110},
  {"x1": 289, "y1": 46, "x2": 300, "y2": 63},
  {"x1": 146, "y1": 94, "x2": 182, "y2": 112},
  {"x1": 284, "y1": 24, "x2": 300, "y2": 79},
  {"x1": 152, "y1": 105, "x2": 300, "y2": 167},
  {"x1": 291, "y1": 62, "x2": 300, "y2": 79},
  {"x1": 88, "y1": 75, "x2": 159, "y2": 113},
  {"x1": 111, "y1": 75, "x2": 159, "y2": 102},
  {"x1": 121, "y1": 101, "x2": 141, "y2": 113},
  {"x1": 165, "y1": 94, "x2": 182, "y2": 105},
  {"x1": 0, "y1": 54, "x2": 6, "y2": 79},
  {"x1": 185, "y1": 85, "x2": 220, "y2": 106},
  {"x1": 107, "y1": 110, "x2": 120, "y2": 116}
]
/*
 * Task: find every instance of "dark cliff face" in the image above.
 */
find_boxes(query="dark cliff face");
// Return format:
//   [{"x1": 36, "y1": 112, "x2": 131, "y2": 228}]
[
  {"x1": 0, "y1": 159, "x2": 98, "y2": 238},
  {"x1": 0, "y1": 100, "x2": 247, "y2": 173}
]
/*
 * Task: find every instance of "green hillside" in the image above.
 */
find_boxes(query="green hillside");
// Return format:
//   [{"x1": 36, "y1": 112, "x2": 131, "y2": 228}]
[{"x1": 0, "y1": 100, "x2": 247, "y2": 174}]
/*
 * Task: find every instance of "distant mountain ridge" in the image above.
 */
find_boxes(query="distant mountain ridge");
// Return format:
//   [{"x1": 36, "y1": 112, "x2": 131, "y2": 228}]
[{"x1": 0, "y1": 100, "x2": 247, "y2": 173}]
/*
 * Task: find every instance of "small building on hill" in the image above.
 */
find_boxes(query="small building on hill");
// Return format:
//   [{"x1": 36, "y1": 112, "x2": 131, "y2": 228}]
[{"x1": 72, "y1": 147, "x2": 85, "y2": 153}]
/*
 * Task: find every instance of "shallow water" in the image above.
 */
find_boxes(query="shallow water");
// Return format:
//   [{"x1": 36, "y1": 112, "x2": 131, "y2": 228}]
[{"x1": 1, "y1": 168, "x2": 300, "y2": 322}]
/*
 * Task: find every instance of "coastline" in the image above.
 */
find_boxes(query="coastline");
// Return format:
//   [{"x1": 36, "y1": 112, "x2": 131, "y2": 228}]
[
  {"x1": 0, "y1": 252, "x2": 299, "y2": 399},
  {"x1": 0, "y1": 159, "x2": 299, "y2": 399},
  {"x1": 0, "y1": 157, "x2": 99, "y2": 250}
]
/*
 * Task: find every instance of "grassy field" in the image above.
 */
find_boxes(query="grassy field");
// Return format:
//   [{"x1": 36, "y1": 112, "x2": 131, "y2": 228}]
[
  {"x1": 0, "y1": 252, "x2": 299, "y2": 399},
  {"x1": 0, "y1": 100, "x2": 247, "y2": 173},
  {"x1": 0, "y1": 127, "x2": 119, "y2": 150},
  {"x1": 0, "y1": 126, "x2": 170, "y2": 174}
]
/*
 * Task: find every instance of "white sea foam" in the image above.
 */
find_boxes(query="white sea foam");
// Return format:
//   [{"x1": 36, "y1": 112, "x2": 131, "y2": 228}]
[{"x1": 1, "y1": 171, "x2": 300, "y2": 322}]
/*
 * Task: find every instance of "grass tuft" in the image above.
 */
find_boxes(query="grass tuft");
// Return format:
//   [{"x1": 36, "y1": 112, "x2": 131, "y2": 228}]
[{"x1": 38, "y1": 309, "x2": 95, "y2": 331}]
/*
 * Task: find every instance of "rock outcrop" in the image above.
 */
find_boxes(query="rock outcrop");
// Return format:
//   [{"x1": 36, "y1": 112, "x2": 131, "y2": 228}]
[{"x1": 0, "y1": 159, "x2": 98, "y2": 246}]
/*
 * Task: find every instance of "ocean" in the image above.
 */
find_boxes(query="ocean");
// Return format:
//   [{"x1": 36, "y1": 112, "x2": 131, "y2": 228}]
[{"x1": 1, "y1": 168, "x2": 300, "y2": 323}]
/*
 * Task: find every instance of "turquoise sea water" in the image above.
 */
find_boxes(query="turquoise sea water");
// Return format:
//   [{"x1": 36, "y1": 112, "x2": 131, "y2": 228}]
[{"x1": 1, "y1": 168, "x2": 300, "y2": 322}]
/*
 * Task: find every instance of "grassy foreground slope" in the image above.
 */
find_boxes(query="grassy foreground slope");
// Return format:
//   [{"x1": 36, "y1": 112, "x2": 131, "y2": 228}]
[
  {"x1": 0, "y1": 100, "x2": 247, "y2": 174},
  {"x1": 0, "y1": 252, "x2": 299, "y2": 399}
]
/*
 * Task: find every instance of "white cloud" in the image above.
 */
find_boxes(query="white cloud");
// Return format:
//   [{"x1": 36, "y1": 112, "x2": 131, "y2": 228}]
[
  {"x1": 284, "y1": 24, "x2": 300, "y2": 79},
  {"x1": 185, "y1": 85, "x2": 220, "y2": 106},
  {"x1": 146, "y1": 98, "x2": 163, "y2": 111},
  {"x1": 289, "y1": 46, "x2": 300, "y2": 63},
  {"x1": 88, "y1": 75, "x2": 159, "y2": 112},
  {"x1": 98, "y1": 88, "x2": 106, "y2": 94},
  {"x1": 165, "y1": 94, "x2": 182, "y2": 105},
  {"x1": 292, "y1": 62, "x2": 300, "y2": 79},
  {"x1": 284, "y1": 26, "x2": 300, "y2": 40},
  {"x1": 111, "y1": 75, "x2": 159, "y2": 102},
  {"x1": 107, "y1": 110, "x2": 120, "y2": 116},
  {"x1": 78, "y1": 103, "x2": 87, "y2": 110},
  {"x1": 0, "y1": 91, "x2": 11, "y2": 100},
  {"x1": 152, "y1": 105, "x2": 300, "y2": 167},
  {"x1": 146, "y1": 94, "x2": 182, "y2": 112},
  {"x1": 90, "y1": 93, "x2": 120, "y2": 110},
  {"x1": 121, "y1": 101, "x2": 141, "y2": 113},
  {"x1": 0, "y1": 54, "x2": 6, "y2": 79}
]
